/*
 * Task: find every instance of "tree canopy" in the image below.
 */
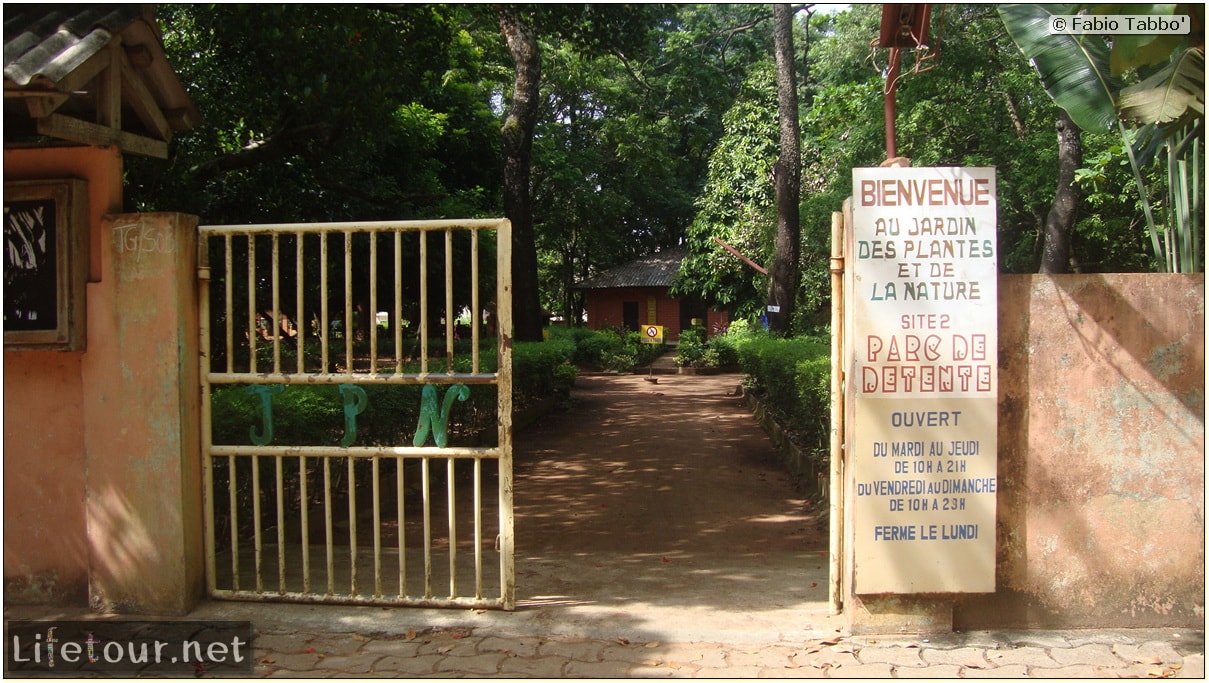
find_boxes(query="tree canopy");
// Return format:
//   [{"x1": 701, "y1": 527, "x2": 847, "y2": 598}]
[{"x1": 126, "y1": 4, "x2": 1196, "y2": 337}]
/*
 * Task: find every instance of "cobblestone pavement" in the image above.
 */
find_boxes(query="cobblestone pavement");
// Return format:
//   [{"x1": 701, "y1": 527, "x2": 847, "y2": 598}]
[{"x1": 253, "y1": 625, "x2": 1204, "y2": 678}]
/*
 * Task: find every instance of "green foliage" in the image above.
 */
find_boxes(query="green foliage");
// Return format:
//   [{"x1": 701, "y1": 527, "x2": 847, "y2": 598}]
[
  {"x1": 1000, "y1": 3, "x2": 1205, "y2": 272},
  {"x1": 211, "y1": 334, "x2": 583, "y2": 448},
  {"x1": 722, "y1": 326, "x2": 831, "y2": 460},
  {"x1": 512, "y1": 337, "x2": 576, "y2": 400},
  {"x1": 545, "y1": 326, "x2": 663, "y2": 372},
  {"x1": 129, "y1": 4, "x2": 502, "y2": 222}
]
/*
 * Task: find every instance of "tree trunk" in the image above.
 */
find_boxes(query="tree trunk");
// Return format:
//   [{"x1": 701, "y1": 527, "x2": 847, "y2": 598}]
[
  {"x1": 1040, "y1": 109, "x2": 1081, "y2": 274},
  {"x1": 497, "y1": 6, "x2": 545, "y2": 342},
  {"x1": 767, "y1": 4, "x2": 801, "y2": 336}
]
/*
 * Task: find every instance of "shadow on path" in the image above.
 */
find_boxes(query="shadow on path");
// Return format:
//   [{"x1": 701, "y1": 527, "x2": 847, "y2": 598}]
[{"x1": 509, "y1": 373, "x2": 833, "y2": 641}]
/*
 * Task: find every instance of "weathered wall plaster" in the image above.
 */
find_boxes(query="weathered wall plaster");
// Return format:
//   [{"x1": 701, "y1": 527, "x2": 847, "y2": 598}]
[
  {"x1": 956, "y1": 273, "x2": 1205, "y2": 629},
  {"x1": 3, "y1": 146, "x2": 122, "y2": 603}
]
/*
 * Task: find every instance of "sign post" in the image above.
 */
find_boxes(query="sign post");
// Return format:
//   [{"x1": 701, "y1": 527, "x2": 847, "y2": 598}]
[{"x1": 848, "y1": 167, "x2": 998, "y2": 593}]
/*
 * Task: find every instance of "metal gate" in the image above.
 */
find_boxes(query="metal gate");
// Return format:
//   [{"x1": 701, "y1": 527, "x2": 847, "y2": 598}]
[{"x1": 198, "y1": 219, "x2": 514, "y2": 610}]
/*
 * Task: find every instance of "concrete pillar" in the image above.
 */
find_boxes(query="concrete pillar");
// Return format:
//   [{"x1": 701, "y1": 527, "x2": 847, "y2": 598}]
[{"x1": 82, "y1": 212, "x2": 202, "y2": 614}]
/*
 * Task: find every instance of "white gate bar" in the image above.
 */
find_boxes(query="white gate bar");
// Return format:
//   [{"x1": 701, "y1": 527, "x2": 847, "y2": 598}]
[
  {"x1": 344, "y1": 231, "x2": 354, "y2": 373},
  {"x1": 247, "y1": 236, "x2": 258, "y2": 374},
  {"x1": 201, "y1": 218, "x2": 506, "y2": 234},
  {"x1": 206, "y1": 372, "x2": 498, "y2": 385},
  {"x1": 323, "y1": 457, "x2": 334, "y2": 594},
  {"x1": 276, "y1": 455, "x2": 286, "y2": 592},
  {"x1": 370, "y1": 233, "x2": 379, "y2": 374},
  {"x1": 347, "y1": 457, "x2": 357, "y2": 594},
  {"x1": 447, "y1": 457, "x2": 457, "y2": 597},
  {"x1": 224, "y1": 234, "x2": 234, "y2": 373},
  {"x1": 211, "y1": 445, "x2": 502, "y2": 459},
  {"x1": 393, "y1": 232, "x2": 403, "y2": 374},
  {"x1": 474, "y1": 457, "x2": 483, "y2": 598},
  {"x1": 396, "y1": 455, "x2": 406, "y2": 596},
  {"x1": 272, "y1": 234, "x2": 282, "y2": 374},
  {"x1": 419, "y1": 230, "x2": 428, "y2": 375},
  {"x1": 200, "y1": 218, "x2": 513, "y2": 610},
  {"x1": 320, "y1": 235, "x2": 329, "y2": 374},
  {"x1": 422, "y1": 457, "x2": 432, "y2": 598},
  {"x1": 445, "y1": 229, "x2": 454, "y2": 372},
  {"x1": 372, "y1": 458, "x2": 382, "y2": 597},
  {"x1": 296, "y1": 235, "x2": 305, "y2": 373},
  {"x1": 301, "y1": 454, "x2": 311, "y2": 593}
]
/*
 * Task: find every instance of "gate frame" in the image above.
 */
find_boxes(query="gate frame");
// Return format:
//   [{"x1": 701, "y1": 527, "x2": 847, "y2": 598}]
[{"x1": 197, "y1": 218, "x2": 514, "y2": 610}]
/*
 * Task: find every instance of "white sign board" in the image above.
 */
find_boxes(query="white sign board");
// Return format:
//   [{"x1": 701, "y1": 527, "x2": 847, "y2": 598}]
[{"x1": 849, "y1": 167, "x2": 998, "y2": 594}]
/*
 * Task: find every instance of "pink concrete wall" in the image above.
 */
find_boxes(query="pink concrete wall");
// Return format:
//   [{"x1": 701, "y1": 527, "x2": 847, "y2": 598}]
[
  {"x1": 956, "y1": 273, "x2": 1205, "y2": 629},
  {"x1": 84, "y1": 212, "x2": 203, "y2": 614},
  {"x1": 5, "y1": 148, "x2": 203, "y2": 613},
  {"x1": 3, "y1": 146, "x2": 123, "y2": 603}
]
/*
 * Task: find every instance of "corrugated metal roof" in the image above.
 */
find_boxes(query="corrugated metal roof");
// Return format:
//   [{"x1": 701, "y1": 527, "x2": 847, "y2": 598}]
[
  {"x1": 576, "y1": 247, "x2": 688, "y2": 290},
  {"x1": 4, "y1": 5, "x2": 143, "y2": 87},
  {"x1": 3, "y1": 4, "x2": 200, "y2": 153}
]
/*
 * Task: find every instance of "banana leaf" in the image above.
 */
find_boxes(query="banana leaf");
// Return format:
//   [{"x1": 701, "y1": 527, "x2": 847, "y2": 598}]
[
  {"x1": 999, "y1": 3, "x2": 1122, "y2": 132},
  {"x1": 1117, "y1": 47, "x2": 1205, "y2": 126}
]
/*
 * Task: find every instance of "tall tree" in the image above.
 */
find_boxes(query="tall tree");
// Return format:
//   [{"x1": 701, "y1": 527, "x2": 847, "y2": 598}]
[
  {"x1": 496, "y1": 5, "x2": 545, "y2": 342},
  {"x1": 766, "y1": 4, "x2": 801, "y2": 335},
  {"x1": 1040, "y1": 109, "x2": 1081, "y2": 273}
]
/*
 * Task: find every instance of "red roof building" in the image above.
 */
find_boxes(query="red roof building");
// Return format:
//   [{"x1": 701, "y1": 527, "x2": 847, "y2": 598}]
[{"x1": 576, "y1": 247, "x2": 728, "y2": 342}]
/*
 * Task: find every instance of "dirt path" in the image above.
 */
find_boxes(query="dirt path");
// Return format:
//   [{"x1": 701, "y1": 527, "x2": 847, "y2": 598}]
[{"x1": 514, "y1": 373, "x2": 827, "y2": 555}]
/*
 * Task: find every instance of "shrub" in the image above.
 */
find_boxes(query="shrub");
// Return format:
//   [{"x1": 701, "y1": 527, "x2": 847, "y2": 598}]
[
  {"x1": 675, "y1": 327, "x2": 708, "y2": 366},
  {"x1": 724, "y1": 325, "x2": 831, "y2": 462}
]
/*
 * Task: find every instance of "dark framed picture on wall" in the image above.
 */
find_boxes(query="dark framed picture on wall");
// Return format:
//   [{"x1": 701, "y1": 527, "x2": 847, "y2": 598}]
[{"x1": 4, "y1": 179, "x2": 89, "y2": 350}]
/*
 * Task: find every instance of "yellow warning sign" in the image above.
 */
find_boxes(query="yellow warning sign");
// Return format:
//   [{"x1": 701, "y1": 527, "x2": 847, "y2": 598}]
[{"x1": 641, "y1": 325, "x2": 664, "y2": 344}]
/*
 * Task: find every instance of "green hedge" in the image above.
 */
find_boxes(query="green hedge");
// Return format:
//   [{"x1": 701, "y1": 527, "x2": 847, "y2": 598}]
[
  {"x1": 211, "y1": 335, "x2": 577, "y2": 448},
  {"x1": 728, "y1": 326, "x2": 831, "y2": 461},
  {"x1": 546, "y1": 326, "x2": 664, "y2": 372}
]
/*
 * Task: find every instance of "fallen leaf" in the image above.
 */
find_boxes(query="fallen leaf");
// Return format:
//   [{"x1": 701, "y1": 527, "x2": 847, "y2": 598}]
[
  {"x1": 405, "y1": 628, "x2": 417, "y2": 641},
  {"x1": 1147, "y1": 666, "x2": 1174, "y2": 678},
  {"x1": 437, "y1": 646, "x2": 453, "y2": 655},
  {"x1": 452, "y1": 633, "x2": 464, "y2": 640},
  {"x1": 304, "y1": 648, "x2": 316, "y2": 654},
  {"x1": 668, "y1": 661, "x2": 682, "y2": 669},
  {"x1": 352, "y1": 634, "x2": 369, "y2": 641},
  {"x1": 662, "y1": 557, "x2": 670, "y2": 563},
  {"x1": 645, "y1": 641, "x2": 661, "y2": 648},
  {"x1": 616, "y1": 637, "x2": 631, "y2": 645},
  {"x1": 811, "y1": 582, "x2": 818, "y2": 588},
  {"x1": 1172, "y1": 664, "x2": 1183, "y2": 670},
  {"x1": 643, "y1": 660, "x2": 661, "y2": 667},
  {"x1": 1134, "y1": 655, "x2": 1164, "y2": 665},
  {"x1": 832, "y1": 644, "x2": 856, "y2": 654},
  {"x1": 260, "y1": 658, "x2": 276, "y2": 664}
]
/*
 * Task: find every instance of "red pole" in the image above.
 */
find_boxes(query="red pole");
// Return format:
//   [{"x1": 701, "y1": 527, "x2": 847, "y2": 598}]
[{"x1": 884, "y1": 46, "x2": 901, "y2": 160}]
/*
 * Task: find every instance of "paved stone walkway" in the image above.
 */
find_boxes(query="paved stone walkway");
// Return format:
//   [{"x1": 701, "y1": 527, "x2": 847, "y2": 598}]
[{"x1": 254, "y1": 625, "x2": 1204, "y2": 678}]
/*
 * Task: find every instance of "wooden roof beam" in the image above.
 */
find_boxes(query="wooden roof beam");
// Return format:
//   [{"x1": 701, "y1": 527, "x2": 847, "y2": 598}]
[
  {"x1": 37, "y1": 112, "x2": 168, "y2": 158},
  {"x1": 119, "y1": 46, "x2": 172, "y2": 142}
]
